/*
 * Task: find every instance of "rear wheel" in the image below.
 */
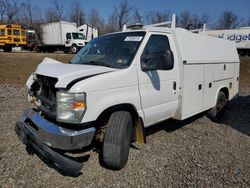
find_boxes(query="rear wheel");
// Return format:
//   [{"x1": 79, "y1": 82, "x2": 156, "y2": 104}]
[
  {"x1": 102, "y1": 111, "x2": 132, "y2": 170},
  {"x1": 207, "y1": 91, "x2": 227, "y2": 122}
]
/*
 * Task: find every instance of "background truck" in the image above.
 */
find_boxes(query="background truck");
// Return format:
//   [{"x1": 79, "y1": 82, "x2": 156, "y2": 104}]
[
  {"x1": 26, "y1": 21, "x2": 98, "y2": 53},
  {"x1": 0, "y1": 24, "x2": 26, "y2": 52},
  {"x1": 202, "y1": 27, "x2": 250, "y2": 56},
  {"x1": 15, "y1": 15, "x2": 240, "y2": 173}
]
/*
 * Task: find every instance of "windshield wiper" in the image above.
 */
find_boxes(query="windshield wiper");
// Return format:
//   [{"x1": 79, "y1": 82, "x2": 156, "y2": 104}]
[{"x1": 82, "y1": 61, "x2": 113, "y2": 68}]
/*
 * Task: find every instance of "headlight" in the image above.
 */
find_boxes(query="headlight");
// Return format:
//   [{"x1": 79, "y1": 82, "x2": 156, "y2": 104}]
[{"x1": 56, "y1": 91, "x2": 86, "y2": 124}]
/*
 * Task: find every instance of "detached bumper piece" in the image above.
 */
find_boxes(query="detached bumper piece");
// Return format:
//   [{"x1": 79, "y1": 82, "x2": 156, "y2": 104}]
[{"x1": 15, "y1": 108, "x2": 96, "y2": 174}]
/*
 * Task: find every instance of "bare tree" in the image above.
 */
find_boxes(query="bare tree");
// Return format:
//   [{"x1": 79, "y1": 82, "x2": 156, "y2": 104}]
[
  {"x1": 191, "y1": 14, "x2": 201, "y2": 29},
  {"x1": 88, "y1": 9, "x2": 105, "y2": 35},
  {"x1": 144, "y1": 11, "x2": 153, "y2": 24},
  {"x1": 19, "y1": 0, "x2": 33, "y2": 25},
  {"x1": 105, "y1": 10, "x2": 118, "y2": 33},
  {"x1": 0, "y1": 0, "x2": 7, "y2": 23},
  {"x1": 200, "y1": 14, "x2": 211, "y2": 25},
  {"x1": 218, "y1": 11, "x2": 240, "y2": 29},
  {"x1": 6, "y1": 0, "x2": 19, "y2": 23},
  {"x1": 116, "y1": 0, "x2": 132, "y2": 31},
  {"x1": 45, "y1": 9, "x2": 58, "y2": 22},
  {"x1": 154, "y1": 10, "x2": 171, "y2": 23},
  {"x1": 133, "y1": 7, "x2": 143, "y2": 23},
  {"x1": 144, "y1": 10, "x2": 171, "y2": 24},
  {"x1": 69, "y1": 0, "x2": 85, "y2": 26},
  {"x1": 53, "y1": 0, "x2": 63, "y2": 20},
  {"x1": 178, "y1": 11, "x2": 192, "y2": 28},
  {"x1": 45, "y1": 0, "x2": 63, "y2": 22}
]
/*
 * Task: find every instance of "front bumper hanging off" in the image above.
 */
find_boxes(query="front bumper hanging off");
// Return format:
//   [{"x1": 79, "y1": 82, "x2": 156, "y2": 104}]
[{"x1": 15, "y1": 108, "x2": 96, "y2": 173}]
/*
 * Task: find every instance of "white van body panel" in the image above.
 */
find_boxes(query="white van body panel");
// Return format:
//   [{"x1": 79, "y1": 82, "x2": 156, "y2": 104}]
[
  {"x1": 175, "y1": 28, "x2": 239, "y2": 63},
  {"x1": 172, "y1": 28, "x2": 239, "y2": 120},
  {"x1": 69, "y1": 65, "x2": 144, "y2": 123}
]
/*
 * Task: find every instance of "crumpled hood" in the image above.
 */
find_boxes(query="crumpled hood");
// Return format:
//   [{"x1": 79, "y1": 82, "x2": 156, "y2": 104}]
[{"x1": 35, "y1": 57, "x2": 116, "y2": 88}]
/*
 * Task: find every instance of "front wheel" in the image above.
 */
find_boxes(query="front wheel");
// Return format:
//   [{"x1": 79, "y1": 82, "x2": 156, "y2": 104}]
[
  {"x1": 70, "y1": 44, "x2": 79, "y2": 54},
  {"x1": 207, "y1": 91, "x2": 227, "y2": 122},
  {"x1": 102, "y1": 111, "x2": 132, "y2": 170},
  {"x1": 3, "y1": 46, "x2": 12, "y2": 52}
]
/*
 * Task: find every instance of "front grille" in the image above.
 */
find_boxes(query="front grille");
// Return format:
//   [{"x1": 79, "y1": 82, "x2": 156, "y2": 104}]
[{"x1": 35, "y1": 75, "x2": 58, "y2": 119}]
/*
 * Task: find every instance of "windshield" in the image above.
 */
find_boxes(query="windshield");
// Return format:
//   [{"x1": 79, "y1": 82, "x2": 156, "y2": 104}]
[
  {"x1": 72, "y1": 33, "x2": 85, "y2": 40},
  {"x1": 70, "y1": 31, "x2": 146, "y2": 69}
]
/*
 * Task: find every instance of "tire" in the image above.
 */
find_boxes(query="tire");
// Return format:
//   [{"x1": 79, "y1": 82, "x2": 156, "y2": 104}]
[
  {"x1": 70, "y1": 44, "x2": 79, "y2": 54},
  {"x1": 207, "y1": 91, "x2": 227, "y2": 122},
  {"x1": 3, "y1": 46, "x2": 12, "y2": 52},
  {"x1": 102, "y1": 111, "x2": 132, "y2": 170}
]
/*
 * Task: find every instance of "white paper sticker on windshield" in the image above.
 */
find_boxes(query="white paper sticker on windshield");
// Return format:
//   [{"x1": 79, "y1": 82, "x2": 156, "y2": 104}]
[{"x1": 124, "y1": 36, "x2": 143, "y2": 42}]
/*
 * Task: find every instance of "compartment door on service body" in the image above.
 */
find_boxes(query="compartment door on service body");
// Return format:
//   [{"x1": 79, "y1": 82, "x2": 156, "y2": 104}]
[{"x1": 137, "y1": 33, "x2": 179, "y2": 126}]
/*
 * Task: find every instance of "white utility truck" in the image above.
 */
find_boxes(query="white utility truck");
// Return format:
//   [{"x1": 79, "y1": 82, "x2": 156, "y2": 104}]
[
  {"x1": 36, "y1": 21, "x2": 98, "y2": 53},
  {"x1": 199, "y1": 26, "x2": 250, "y2": 56},
  {"x1": 15, "y1": 15, "x2": 240, "y2": 173}
]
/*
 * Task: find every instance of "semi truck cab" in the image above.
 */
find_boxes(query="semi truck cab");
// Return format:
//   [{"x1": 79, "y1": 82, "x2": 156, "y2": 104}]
[{"x1": 65, "y1": 32, "x2": 86, "y2": 53}]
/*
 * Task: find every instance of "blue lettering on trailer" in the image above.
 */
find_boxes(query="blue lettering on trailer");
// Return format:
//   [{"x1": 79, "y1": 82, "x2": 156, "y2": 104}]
[{"x1": 226, "y1": 33, "x2": 250, "y2": 43}]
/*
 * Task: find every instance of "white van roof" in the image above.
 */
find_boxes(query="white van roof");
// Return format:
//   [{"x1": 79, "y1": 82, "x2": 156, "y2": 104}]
[{"x1": 123, "y1": 14, "x2": 240, "y2": 64}]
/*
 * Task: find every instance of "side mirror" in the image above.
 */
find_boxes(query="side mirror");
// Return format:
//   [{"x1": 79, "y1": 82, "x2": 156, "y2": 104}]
[
  {"x1": 141, "y1": 49, "x2": 174, "y2": 71},
  {"x1": 161, "y1": 49, "x2": 174, "y2": 70}
]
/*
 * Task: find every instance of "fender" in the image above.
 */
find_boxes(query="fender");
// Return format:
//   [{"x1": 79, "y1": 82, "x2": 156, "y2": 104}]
[{"x1": 214, "y1": 85, "x2": 229, "y2": 105}]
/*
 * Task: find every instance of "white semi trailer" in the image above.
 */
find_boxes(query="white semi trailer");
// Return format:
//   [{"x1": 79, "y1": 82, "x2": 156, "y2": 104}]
[
  {"x1": 16, "y1": 15, "x2": 240, "y2": 173},
  {"x1": 203, "y1": 27, "x2": 250, "y2": 56},
  {"x1": 36, "y1": 21, "x2": 98, "y2": 53}
]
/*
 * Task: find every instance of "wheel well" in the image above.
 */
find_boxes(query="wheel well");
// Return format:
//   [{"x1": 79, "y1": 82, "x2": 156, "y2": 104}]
[
  {"x1": 95, "y1": 104, "x2": 146, "y2": 143},
  {"x1": 220, "y1": 87, "x2": 229, "y2": 99},
  {"x1": 96, "y1": 104, "x2": 139, "y2": 126}
]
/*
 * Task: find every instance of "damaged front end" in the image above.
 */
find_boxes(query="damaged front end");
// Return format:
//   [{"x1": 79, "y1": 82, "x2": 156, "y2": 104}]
[{"x1": 15, "y1": 73, "x2": 95, "y2": 173}]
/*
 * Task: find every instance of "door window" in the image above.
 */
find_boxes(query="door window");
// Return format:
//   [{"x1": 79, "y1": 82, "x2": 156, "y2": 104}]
[
  {"x1": 141, "y1": 35, "x2": 173, "y2": 70},
  {"x1": 66, "y1": 33, "x2": 71, "y2": 40}
]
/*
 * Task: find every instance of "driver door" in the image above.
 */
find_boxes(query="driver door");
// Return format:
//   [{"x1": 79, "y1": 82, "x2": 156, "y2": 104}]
[
  {"x1": 65, "y1": 33, "x2": 73, "y2": 47},
  {"x1": 137, "y1": 33, "x2": 179, "y2": 126}
]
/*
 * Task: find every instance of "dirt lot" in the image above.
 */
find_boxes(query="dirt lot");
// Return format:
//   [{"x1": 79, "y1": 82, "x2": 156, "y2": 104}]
[
  {"x1": 0, "y1": 52, "x2": 74, "y2": 85},
  {"x1": 0, "y1": 52, "x2": 250, "y2": 187}
]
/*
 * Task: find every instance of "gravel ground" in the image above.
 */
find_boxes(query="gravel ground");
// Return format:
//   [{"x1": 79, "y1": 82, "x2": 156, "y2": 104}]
[{"x1": 0, "y1": 84, "x2": 250, "y2": 187}]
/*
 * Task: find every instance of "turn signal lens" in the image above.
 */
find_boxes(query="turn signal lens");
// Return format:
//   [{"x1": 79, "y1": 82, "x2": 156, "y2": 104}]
[{"x1": 72, "y1": 102, "x2": 86, "y2": 109}]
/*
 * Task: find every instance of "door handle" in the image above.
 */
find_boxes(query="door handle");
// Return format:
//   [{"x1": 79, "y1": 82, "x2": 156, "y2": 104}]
[
  {"x1": 198, "y1": 84, "x2": 202, "y2": 90},
  {"x1": 173, "y1": 81, "x2": 176, "y2": 91}
]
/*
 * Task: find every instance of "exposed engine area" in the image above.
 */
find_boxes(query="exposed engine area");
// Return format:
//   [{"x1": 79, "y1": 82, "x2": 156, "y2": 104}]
[{"x1": 29, "y1": 75, "x2": 58, "y2": 119}]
